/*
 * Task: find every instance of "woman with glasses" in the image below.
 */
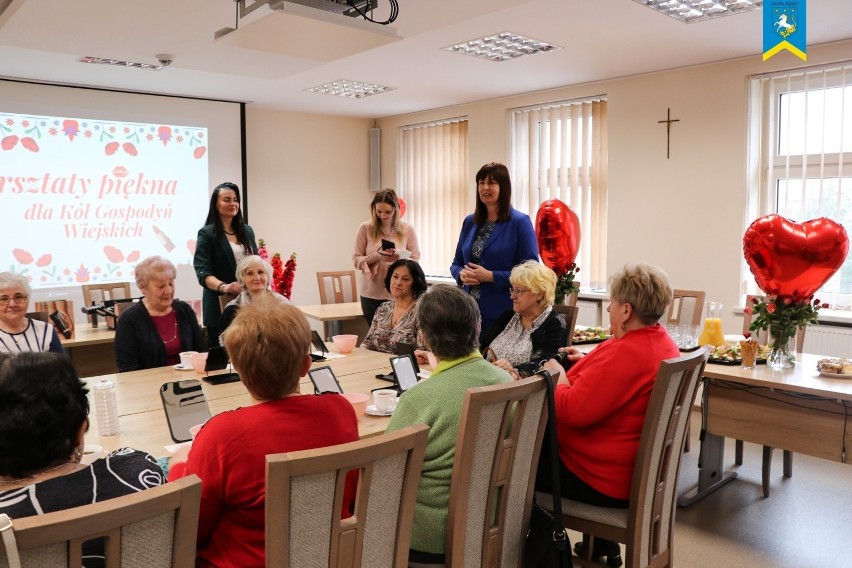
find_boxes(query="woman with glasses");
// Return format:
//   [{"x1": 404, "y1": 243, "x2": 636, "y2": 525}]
[
  {"x1": 480, "y1": 261, "x2": 567, "y2": 379},
  {"x1": 0, "y1": 272, "x2": 64, "y2": 354}
]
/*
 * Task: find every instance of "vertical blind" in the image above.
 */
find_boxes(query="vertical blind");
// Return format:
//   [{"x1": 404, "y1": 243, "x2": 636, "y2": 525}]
[
  {"x1": 511, "y1": 98, "x2": 608, "y2": 288},
  {"x1": 750, "y1": 62, "x2": 851, "y2": 310},
  {"x1": 399, "y1": 118, "x2": 469, "y2": 277}
]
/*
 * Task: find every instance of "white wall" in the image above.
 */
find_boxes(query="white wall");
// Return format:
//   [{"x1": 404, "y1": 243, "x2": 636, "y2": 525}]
[{"x1": 374, "y1": 40, "x2": 852, "y2": 333}]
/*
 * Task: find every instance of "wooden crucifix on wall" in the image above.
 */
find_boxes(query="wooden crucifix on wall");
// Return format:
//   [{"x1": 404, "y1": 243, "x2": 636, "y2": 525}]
[{"x1": 658, "y1": 107, "x2": 680, "y2": 159}]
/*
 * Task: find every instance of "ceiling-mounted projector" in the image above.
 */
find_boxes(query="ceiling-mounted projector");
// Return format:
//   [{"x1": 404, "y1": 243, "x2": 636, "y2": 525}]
[{"x1": 272, "y1": 0, "x2": 378, "y2": 17}]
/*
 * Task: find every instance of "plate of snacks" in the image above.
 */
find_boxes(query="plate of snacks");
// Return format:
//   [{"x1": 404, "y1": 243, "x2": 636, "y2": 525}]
[
  {"x1": 708, "y1": 344, "x2": 771, "y2": 365},
  {"x1": 572, "y1": 326, "x2": 612, "y2": 344},
  {"x1": 816, "y1": 358, "x2": 852, "y2": 379}
]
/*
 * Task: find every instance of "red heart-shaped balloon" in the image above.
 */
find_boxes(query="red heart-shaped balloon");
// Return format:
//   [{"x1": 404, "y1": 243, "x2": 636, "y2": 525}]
[
  {"x1": 398, "y1": 196, "x2": 406, "y2": 218},
  {"x1": 743, "y1": 214, "x2": 849, "y2": 299},
  {"x1": 535, "y1": 199, "x2": 581, "y2": 274}
]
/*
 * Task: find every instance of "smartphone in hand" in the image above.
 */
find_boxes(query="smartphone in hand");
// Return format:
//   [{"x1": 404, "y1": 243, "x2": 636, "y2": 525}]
[{"x1": 381, "y1": 239, "x2": 395, "y2": 250}]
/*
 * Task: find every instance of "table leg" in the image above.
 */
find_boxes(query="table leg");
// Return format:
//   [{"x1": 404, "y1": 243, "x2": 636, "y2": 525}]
[{"x1": 677, "y1": 432, "x2": 738, "y2": 507}]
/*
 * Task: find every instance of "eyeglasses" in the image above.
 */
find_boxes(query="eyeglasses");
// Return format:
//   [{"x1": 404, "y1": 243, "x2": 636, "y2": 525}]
[
  {"x1": 0, "y1": 294, "x2": 30, "y2": 305},
  {"x1": 508, "y1": 288, "x2": 532, "y2": 297}
]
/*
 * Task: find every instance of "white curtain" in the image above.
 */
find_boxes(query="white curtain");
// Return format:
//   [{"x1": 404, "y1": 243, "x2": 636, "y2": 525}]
[
  {"x1": 399, "y1": 119, "x2": 469, "y2": 277},
  {"x1": 511, "y1": 98, "x2": 608, "y2": 288}
]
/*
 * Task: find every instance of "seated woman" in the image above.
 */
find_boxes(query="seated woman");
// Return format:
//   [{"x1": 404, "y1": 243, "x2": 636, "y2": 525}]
[
  {"x1": 0, "y1": 352, "x2": 165, "y2": 563},
  {"x1": 480, "y1": 260, "x2": 567, "y2": 378},
  {"x1": 386, "y1": 285, "x2": 511, "y2": 565},
  {"x1": 0, "y1": 272, "x2": 64, "y2": 354},
  {"x1": 361, "y1": 259, "x2": 427, "y2": 353},
  {"x1": 167, "y1": 300, "x2": 359, "y2": 568},
  {"x1": 219, "y1": 255, "x2": 288, "y2": 337},
  {"x1": 540, "y1": 263, "x2": 679, "y2": 567},
  {"x1": 114, "y1": 256, "x2": 206, "y2": 372}
]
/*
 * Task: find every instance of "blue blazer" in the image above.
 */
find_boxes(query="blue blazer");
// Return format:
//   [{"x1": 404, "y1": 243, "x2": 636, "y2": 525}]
[{"x1": 450, "y1": 208, "x2": 539, "y2": 334}]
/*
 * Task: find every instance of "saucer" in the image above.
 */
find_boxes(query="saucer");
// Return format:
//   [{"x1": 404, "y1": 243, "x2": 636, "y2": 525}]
[
  {"x1": 173, "y1": 364, "x2": 194, "y2": 371},
  {"x1": 365, "y1": 405, "x2": 394, "y2": 417}
]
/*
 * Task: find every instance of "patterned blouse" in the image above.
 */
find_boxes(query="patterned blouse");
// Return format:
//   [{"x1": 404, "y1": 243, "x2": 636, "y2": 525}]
[
  {"x1": 361, "y1": 299, "x2": 423, "y2": 353},
  {"x1": 486, "y1": 306, "x2": 553, "y2": 365},
  {"x1": 468, "y1": 221, "x2": 496, "y2": 300}
]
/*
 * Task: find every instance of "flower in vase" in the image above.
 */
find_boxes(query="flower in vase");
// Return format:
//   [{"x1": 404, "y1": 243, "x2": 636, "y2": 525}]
[
  {"x1": 748, "y1": 294, "x2": 827, "y2": 368},
  {"x1": 554, "y1": 263, "x2": 580, "y2": 305}
]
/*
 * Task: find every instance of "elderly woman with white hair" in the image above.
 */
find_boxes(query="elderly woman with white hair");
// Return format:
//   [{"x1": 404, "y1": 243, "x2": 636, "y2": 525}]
[
  {"x1": 0, "y1": 272, "x2": 65, "y2": 354},
  {"x1": 114, "y1": 256, "x2": 206, "y2": 372},
  {"x1": 219, "y1": 255, "x2": 289, "y2": 337}
]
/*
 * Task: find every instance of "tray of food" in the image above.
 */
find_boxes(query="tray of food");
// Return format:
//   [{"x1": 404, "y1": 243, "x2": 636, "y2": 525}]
[
  {"x1": 708, "y1": 344, "x2": 771, "y2": 365},
  {"x1": 816, "y1": 358, "x2": 852, "y2": 379},
  {"x1": 572, "y1": 326, "x2": 612, "y2": 345}
]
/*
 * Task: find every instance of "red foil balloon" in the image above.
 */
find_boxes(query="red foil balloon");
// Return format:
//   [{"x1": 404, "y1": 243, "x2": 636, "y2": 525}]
[
  {"x1": 535, "y1": 199, "x2": 581, "y2": 274},
  {"x1": 743, "y1": 214, "x2": 849, "y2": 299},
  {"x1": 398, "y1": 197, "x2": 407, "y2": 218}
]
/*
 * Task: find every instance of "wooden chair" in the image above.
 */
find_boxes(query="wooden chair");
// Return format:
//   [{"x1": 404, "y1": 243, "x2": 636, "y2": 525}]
[
  {"x1": 737, "y1": 294, "x2": 799, "y2": 497},
  {"x1": 81, "y1": 282, "x2": 132, "y2": 325},
  {"x1": 265, "y1": 423, "x2": 429, "y2": 568},
  {"x1": 554, "y1": 305, "x2": 580, "y2": 346},
  {"x1": 316, "y1": 271, "x2": 358, "y2": 339},
  {"x1": 444, "y1": 375, "x2": 549, "y2": 567},
  {"x1": 24, "y1": 311, "x2": 49, "y2": 323},
  {"x1": 535, "y1": 348, "x2": 709, "y2": 568},
  {"x1": 0, "y1": 475, "x2": 201, "y2": 568},
  {"x1": 666, "y1": 289, "x2": 705, "y2": 327}
]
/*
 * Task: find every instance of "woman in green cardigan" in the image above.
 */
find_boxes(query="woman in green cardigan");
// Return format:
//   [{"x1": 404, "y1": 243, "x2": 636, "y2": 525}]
[{"x1": 193, "y1": 182, "x2": 257, "y2": 347}]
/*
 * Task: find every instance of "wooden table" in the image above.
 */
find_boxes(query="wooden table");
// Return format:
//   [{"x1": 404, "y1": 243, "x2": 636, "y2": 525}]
[
  {"x1": 61, "y1": 325, "x2": 117, "y2": 376},
  {"x1": 678, "y1": 352, "x2": 852, "y2": 505},
  {"x1": 83, "y1": 347, "x2": 400, "y2": 457},
  {"x1": 298, "y1": 302, "x2": 369, "y2": 342}
]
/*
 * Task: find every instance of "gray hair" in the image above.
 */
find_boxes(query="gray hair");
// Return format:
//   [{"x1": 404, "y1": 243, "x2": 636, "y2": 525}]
[
  {"x1": 416, "y1": 285, "x2": 480, "y2": 360},
  {"x1": 609, "y1": 263, "x2": 673, "y2": 325},
  {"x1": 134, "y1": 256, "x2": 176, "y2": 289},
  {"x1": 234, "y1": 255, "x2": 274, "y2": 287},
  {"x1": 0, "y1": 272, "x2": 31, "y2": 296}
]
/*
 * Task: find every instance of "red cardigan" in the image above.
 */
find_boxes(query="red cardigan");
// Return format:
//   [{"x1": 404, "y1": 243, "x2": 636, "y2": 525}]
[
  {"x1": 169, "y1": 394, "x2": 359, "y2": 568},
  {"x1": 554, "y1": 325, "x2": 679, "y2": 499}
]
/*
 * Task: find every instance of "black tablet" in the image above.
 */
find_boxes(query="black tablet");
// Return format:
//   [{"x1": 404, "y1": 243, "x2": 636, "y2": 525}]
[
  {"x1": 203, "y1": 347, "x2": 241, "y2": 385},
  {"x1": 390, "y1": 355, "x2": 419, "y2": 393},
  {"x1": 311, "y1": 330, "x2": 328, "y2": 362},
  {"x1": 159, "y1": 380, "x2": 211, "y2": 443},
  {"x1": 308, "y1": 365, "x2": 343, "y2": 394}
]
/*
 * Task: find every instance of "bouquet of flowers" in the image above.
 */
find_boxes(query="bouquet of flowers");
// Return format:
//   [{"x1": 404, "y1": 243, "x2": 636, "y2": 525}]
[
  {"x1": 554, "y1": 262, "x2": 580, "y2": 305},
  {"x1": 745, "y1": 295, "x2": 828, "y2": 368},
  {"x1": 258, "y1": 239, "x2": 297, "y2": 300}
]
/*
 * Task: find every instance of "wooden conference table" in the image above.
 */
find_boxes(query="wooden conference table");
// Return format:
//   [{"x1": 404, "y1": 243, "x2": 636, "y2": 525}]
[
  {"x1": 60, "y1": 325, "x2": 118, "y2": 377},
  {"x1": 678, "y1": 352, "x2": 852, "y2": 506},
  {"x1": 82, "y1": 347, "x2": 401, "y2": 457},
  {"x1": 298, "y1": 302, "x2": 369, "y2": 342}
]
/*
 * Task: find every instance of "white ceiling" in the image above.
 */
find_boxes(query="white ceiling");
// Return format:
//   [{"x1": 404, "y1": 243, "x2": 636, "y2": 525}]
[{"x1": 1, "y1": 0, "x2": 850, "y2": 118}]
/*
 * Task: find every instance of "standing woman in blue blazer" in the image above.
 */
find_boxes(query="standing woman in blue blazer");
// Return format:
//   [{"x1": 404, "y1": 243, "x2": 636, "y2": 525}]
[
  {"x1": 193, "y1": 182, "x2": 258, "y2": 347},
  {"x1": 450, "y1": 162, "x2": 539, "y2": 339}
]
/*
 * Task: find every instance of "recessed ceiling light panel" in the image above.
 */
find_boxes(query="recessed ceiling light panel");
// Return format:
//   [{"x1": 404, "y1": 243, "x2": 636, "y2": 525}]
[
  {"x1": 80, "y1": 56, "x2": 170, "y2": 71},
  {"x1": 633, "y1": 0, "x2": 763, "y2": 23},
  {"x1": 443, "y1": 32, "x2": 560, "y2": 62},
  {"x1": 306, "y1": 79, "x2": 395, "y2": 99}
]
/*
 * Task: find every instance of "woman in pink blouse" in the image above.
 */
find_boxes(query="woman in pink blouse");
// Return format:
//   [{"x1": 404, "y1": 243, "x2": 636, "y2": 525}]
[{"x1": 352, "y1": 188, "x2": 420, "y2": 326}]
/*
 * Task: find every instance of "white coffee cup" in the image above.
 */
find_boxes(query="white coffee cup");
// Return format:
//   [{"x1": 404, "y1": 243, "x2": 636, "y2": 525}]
[
  {"x1": 373, "y1": 389, "x2": 398, "y2": 413},
  {"x1": 396, "y1": 250, "x2": 411, "y2": 260},
  {"x1": 179, "y1": 351, "x2": 198, "y2": 369}
]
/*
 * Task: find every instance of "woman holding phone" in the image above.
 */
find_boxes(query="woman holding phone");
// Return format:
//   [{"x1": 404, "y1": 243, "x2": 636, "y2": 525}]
[{"x1": 352, "y1": 188, "x2": 420, "y2": 327}]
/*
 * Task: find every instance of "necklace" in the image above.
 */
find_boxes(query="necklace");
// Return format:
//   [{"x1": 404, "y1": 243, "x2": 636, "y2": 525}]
[
  {"x1": 0, "y1": 461, "x2": 76, "y2": 485},
  {"x1": 142, "y1": 300, "x2": 178, "y2": 343},
  {"x1": 223, "y1": 228, "x2": 236, "y2": 236}
]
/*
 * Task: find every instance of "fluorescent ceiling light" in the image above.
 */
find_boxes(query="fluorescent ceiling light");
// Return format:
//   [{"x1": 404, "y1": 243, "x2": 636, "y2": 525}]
[
  {"x1": 633, "y1": 0, "x2": 763, "y2": 23},
  {"x1": 443, "y1": 32, "x2": 560, "y2": 62},
  {"x1": 79, "y1": 56, "x2": 170, "y2": 71},
  {"x1": 306, "y1": 79, "x2": 395, "y2": 99}
]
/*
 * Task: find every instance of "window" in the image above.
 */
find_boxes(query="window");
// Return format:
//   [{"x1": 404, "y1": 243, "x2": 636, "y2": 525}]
[
  {"x1": 510, "y1": 97, "x2": 608, "y2": 288},
  {"x1": 398, "y1": 118, "x2": 469, "y2": 277},
  {"x1": 747, "y1": 63, "x2": 852, "y2": 311}
]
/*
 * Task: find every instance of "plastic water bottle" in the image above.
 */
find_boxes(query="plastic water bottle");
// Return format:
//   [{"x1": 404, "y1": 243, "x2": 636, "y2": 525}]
[{"x1": 93, "y1": 380, "x2": 120, "y2": 436}]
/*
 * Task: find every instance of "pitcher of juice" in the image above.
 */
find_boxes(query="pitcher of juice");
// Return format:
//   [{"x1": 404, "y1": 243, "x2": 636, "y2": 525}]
[{"x1": 698, "y1": 301, "x2": 726, "y2": 347}]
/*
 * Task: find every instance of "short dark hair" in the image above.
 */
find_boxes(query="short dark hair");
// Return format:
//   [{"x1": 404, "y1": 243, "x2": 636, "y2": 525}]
[
  {"x1": 0, "y1": 352, "x2": 89, "y2": 478},
  {"x1": 416, "y1": 285, "x2": 480, "y2": 360},
  {"x1": 384, "y1": 259, "x2": 428, "y2": 298},
  {"x1": 205, "y1": 182, "x2": 252, "y2": 253},
  {"x1": 473, "y1": 162, "x2": 512, "y2": 225}
]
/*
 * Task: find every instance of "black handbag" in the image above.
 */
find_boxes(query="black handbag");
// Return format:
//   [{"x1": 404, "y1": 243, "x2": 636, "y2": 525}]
[{"x1": 523, "y1": 368, "x2": 573, "y2": 568}]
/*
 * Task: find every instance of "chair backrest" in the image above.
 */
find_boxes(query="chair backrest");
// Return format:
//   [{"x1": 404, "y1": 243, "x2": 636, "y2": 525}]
[
  {"x1": 24, "y1": 311, "x2": 49, "y2": 323},
  {"x1": 265, "y1": 423, "x2": 429, "y2": 568},
  {"x1": 445, "y1": 375, "x2": 549, "y2": 568},
  {"x1": 81, "y1": 283, "x2": 132, "y2": 324},
  {"x1": 553, "y1": 305, "x2": 580, "y2": 346},
  {"x1": 316, "y1": 271, "x2": 358, "y2": 305},
  {"x1": 0, "y1": 475, "x2": 201, "y2": 568},
  {"x1": 624, "y1": 348, "x2": 709, "y2": 567},
  {"x1": 666, "y1": 289, "x2": 705, "y2": 327},
  {"x1": 742, "y1": 295, "x2": 806, "y2": 352}
]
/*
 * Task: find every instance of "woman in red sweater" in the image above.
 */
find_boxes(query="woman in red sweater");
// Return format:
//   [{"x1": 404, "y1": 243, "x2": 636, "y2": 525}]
[
  {"x1": 542, "y1": 263, "x2": 679, "y2": 567},
  {"x1": 169, "y1": 300, "x2": 359, "y2": 568}
]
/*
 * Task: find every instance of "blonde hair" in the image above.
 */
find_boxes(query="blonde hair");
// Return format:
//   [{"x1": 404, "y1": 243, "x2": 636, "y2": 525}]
[
  {"x1": 509, "y1": 261, "x2": 557, "y2": 306},
  {"x1": 222, "y1": 300, "x2": 310, "y2": 400},
  {"x1": 609, "y1": 263, "x2": 673, "y2": 325},
  {"x1": 134, "y1": 256, "x2": 176, "y2": 289},
  {"x1": 369, "y1": 188, "x2": 404, "y2": 240}
]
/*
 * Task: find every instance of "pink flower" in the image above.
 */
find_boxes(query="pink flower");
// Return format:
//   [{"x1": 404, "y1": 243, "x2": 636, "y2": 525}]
[
  {"x1": 766, "y1": 303, "x2": 776, "y2": 313},
  {"x1": 743, "y1": 306, "x2": 752, "y2": 315},
  {"x1": 743, "y1": 331, "x2": 751, "y2": 339},
  {"x1": 822, "y1": 303, "x2": 830, "y2": 309}
]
